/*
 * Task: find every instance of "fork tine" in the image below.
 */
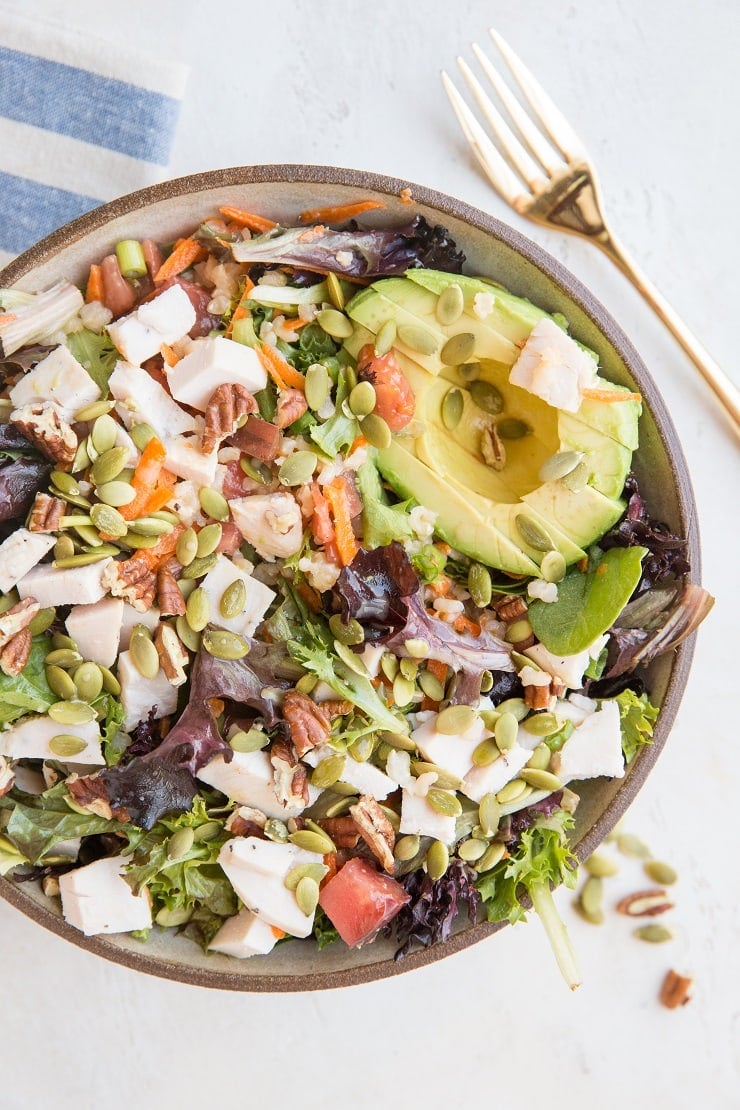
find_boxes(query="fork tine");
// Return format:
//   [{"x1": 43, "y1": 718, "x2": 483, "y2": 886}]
[
  {"x1": 488, "y1": 28, "x2": 587, "y2": 162},
  {"x1": 441, "y1": 71, "x2": 528, "y2": 207},
  {"x1": 456, "y1": 54, "x2": 545, "y2": 191},
  {"x1": 470, "y1": 43, "x2": 562, "y2": 176}
]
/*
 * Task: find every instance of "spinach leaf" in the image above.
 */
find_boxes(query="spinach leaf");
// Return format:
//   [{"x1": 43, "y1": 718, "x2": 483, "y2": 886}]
[{"x1": 0, "y1": 639, "x2": 55, "y2": 726}]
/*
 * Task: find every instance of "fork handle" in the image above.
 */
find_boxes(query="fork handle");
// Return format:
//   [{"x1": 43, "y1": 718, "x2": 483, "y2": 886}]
[{"x1": 595, "y1": 231, "x2": 740, "y2": 434}]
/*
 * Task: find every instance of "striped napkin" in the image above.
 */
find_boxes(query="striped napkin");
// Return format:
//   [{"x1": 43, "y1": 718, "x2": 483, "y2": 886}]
[{"x1": 0, "y1": 9, "x2": 188, "y2": 270}]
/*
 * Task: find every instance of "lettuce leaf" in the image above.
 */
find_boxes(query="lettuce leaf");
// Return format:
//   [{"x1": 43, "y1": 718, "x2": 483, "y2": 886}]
[
  {"x1": 615, "y1": 688, "x2": 659, "y2": 763},
  {"x1": 309, "y1": 367, "x2": 358, "y2": 458},
  {"x1": 2, "y1": 782, "x2": 120, "y2": 865},
  {"x1": 65, "y1": 329, "x2": 118, "y2": 396},
  {"x1": 0, "y1": 639, "x2": 55, "y2": 726},
  {"x1": 355, "y1": 461, "x2": 414, "y2": 549}
]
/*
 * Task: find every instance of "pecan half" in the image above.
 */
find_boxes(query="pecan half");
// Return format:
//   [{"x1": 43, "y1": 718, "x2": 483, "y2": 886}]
[
  {"x1": 27, "y1": 491, "x2": 66, "y2": 533},
  {"x1": 0, "y1": 597, "x2": 39, "y2": 648},
  {"x1": 156, "y1": 561, "x2": 186, "y2": 616},
  {"x1": 202, "y1": 382, "x2": 258, "y2": 453},
  {"x1": 154, "y1": 623, "x2": 189, "y2": 686},
  {"x1": 659, "y1": 969, "x2": 693, "y2": 1009},
  {"x1": 67, "y1": 774, "x2": 128, "y2": 821},
  {"x1": 282, "y1": 690, "x2": 331, "y2": 757},
  {"x1": 11, "y1": 402, "x2": 77, "y2": 466},
  {"x1": 274, "y1": 387, "x2": 308, "y2": 429},
  {"x1": 349, "y1": 795, "x2": 395, "y2": 874},
  {"x1": 317, "y1": 816, "x2": 361, "y2": 849},
  {"x1": 270, "y1": 738, "x2": 309, "y2": 809},
  {"x1": 226, "y1": 805, "x2": 267, "y2": 836},
  {"x1": 524, "y1": 683, "x2": 554, "y2": 710},
  {"x1": 616, "y1": 889, "x2": 675, "y2": 917},
  {"x1": 102, "y1": 556, "x2": 156, "y2": 611},
  {"x1": 0, "y1": 627, "x2": 32, "y2": 676},
  {"x1": 0, "y1": 755, "x2": 14, "y2": 798},
  {"x1": 494, "y1": 595, "x2": 528, "y2": 621}
]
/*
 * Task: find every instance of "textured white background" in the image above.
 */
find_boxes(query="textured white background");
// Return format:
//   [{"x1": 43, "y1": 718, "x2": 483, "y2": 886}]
[{"x1": 3, "y1": 1, "x2": 739, "y2": 1107}]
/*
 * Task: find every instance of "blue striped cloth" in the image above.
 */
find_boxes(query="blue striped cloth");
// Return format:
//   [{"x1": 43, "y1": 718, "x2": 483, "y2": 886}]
[{"x1": 0, "y1": 9, "x2": 188, "y2": 268}]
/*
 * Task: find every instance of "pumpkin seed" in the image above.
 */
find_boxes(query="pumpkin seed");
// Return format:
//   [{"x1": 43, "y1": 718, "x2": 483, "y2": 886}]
[
  {"x1": 394, "y1": 834, "x2": 421, "y2": 862},
  {"x1": 538, "y1": 450, "x2": 584, "y2": 483},
  {"x1": 470, "y1": 380, "x2": 504, "y2": 414},
  {"x1": 519, "y1": 768, "x2": 562, "y2": 792},
  {"x1": 51, "y1": 471, "x2": 80, "y2": 496},
  {"x1": 48, "y1": 700, "x2": 96, "y2": 725},
  {"x1": 289, "y1": 829, "x2": 335, "y2": 854},
  {"x1": 441, "y1": 387, "x2": 464, "y2": 430},
  {"x1": 381, "y1": 731, "x2": 416, "y2": 752},
  {"x1": 478, "y1": 794, "x2": 501, "y2": 837},
  {"x1": 264, "y1": 818, "x2": 289, "y2": 843},
  {"x1": 644, "y1": 860, "x2": 678, "y2": 886},
  {"x1": 380, "y1": 653, "x2": 399, "y2": 682},
  {"x1": 480, "y1": 670, "x2": 494, "y2": 693},
  {"x1": 328, "y1": 614, "x2": 364, "y2": 645},
  {"x1": 418, "y1": 670, "x2": 444, "y2": 701},
  {"x1": 310, "y1": 754, "x2": 346, "y2": 789},
  {"x1": 399, "y1": 657, "x2": 418, "y2": 680},
  {"x1": 441, "y1": 332, "x2": 475, "y2": 366},
  {"x1": 51, "y1": 633, "x2": 77, "y2": 652},
  {"x1": 220, "y1": 578, "x2": 247, "y2": 620},
  {"x1": 130, "y1": 423, "x2": 156, "y2": 451},
  {"x1": 99, "y1": 666, "x2": 121, "y2": 695},
  {"x1": 410, "y1": 761, "x2": 462, "y2": 790},
  {"x1": 476, "y1": 840, "x2": 507, "y2": 872},
  {"x1": 130, "y1": 626, "x2": 160, "y2": 679},
  {"x1": 633, "y1": 924, "x2": 674, "y2": 944},
  {"x1": 323, "y1": 796, "x2": 355, "y2": 818},
  {"x1": 325, "y1": 271, "x2": 345, "y2": 310},
  {"x1": 497, "y1": 697, "x2": 529, "y2": 721},
  {"x1": 316, "y1": 307, "x2": 354, "y2": 339},
  {"x1": 294, "y1": 674, "x2": 317, "y2": 695},
  {"x1": 435, "y1": 283, "x2": 464, "y2": 325},
  {"x1": 468, "y1": 562, "x2": 492, "y2": 608},
  {"x1": 54, "y1": 551, "x2": 114, "y2": 569},
  {"x1": 28, "y1": 607, "x2": 56, "y2": 636},
  {"x1": 458, "y1": 837, "x2": 487, "y2": 862},
  {"x1": 92, "y1": 446, "x2": 130, "y2": 486},
  {"x1": 186, "y1": 587, "x2": 211, "y2": 632},
  {"x1": 427, "y1": 789, "x2": 462, "y2": 817},
  {"x1": 198, "y1": 486, "x2": 230, "y2": 521},
  {"x1": 48, "y1": 734, "x2": 87, "y2": 758},
  {"x1": 73, "y1": 661, "x2": 103, "y2": 702},
  {"x1": 392, "y1": 674, "x2": 416, "y2": 707},
  {"x1": 71, "y1": 438, "x2": 91, "y2": 473},
  {"x1": 459, "y1": 361, "x2": 480, "y2": 382},
  {"x1": 278, "y1": 450, "x2": 317, "y2": 487},
  {"x1": 193, "y1": 821, "x2": 221, "y2": 842},
  {"x1": 75, "y1": 399, "x2": 115, "y2": 422},
  {"x1": 496, "y1": 778, "x2": 528, "y2": 804},
  {"x1": 494, "y1": 712, "x2": 519, "y2": 752},
  {"x1": 45, "y1": 665, "x2": 78, "y2": 700},
  {"x1": 91, "y1": 413, "x2": 119, "y2": 454},
  {"x1": 472, "y1": 739, "x2": 501, "y2": 767},
  {"x1": 196, "y1": 522, "x2": 222, "y2": 558},
  {"x1": 304, "y1": 363, "x2": 331, "y2": 411},
  {"x1": 515, "y1": 514, "x2": 554, "y2": 552},
  {"x1": 617, "y1": 833, "x2": 651, "y2": 859},
  {"x1": 155, "y1": 906, "x2": 192, "y2": 927},
  {"x1": 58, "y1": 513, "x2": 92, "y2": 529},
  {"x1": 436, "y1": 704, "x2": 477, "y2": 735},
  {"x1": 295, "y1": 875, "x2": 320, "y2": 916},
  {"x1": 96, "y1": 480, "x2": 136, "y2": 507},
  {"x1": 285, "y1": 862, "x2": 329, "y2": 891},
  {"x1": 45, "y1": 647, "x2": 82, "y2": 669},
  {"x1": 202, "y1": 628, "x2": 250, "y2": 660},
  {"x1": 541, "y1": 550, "x2": 567, "y2": 583},
  {"x1": 176, "y1": 615, "x2": 201, "y2": 653},
  {"x1": 523, "y1": 712, "x2": 560, "y2": 737},
  {"x1": 180, "y1": 552, "x2": 218, "y2": 580},
  {"x1": 526, "y1": 743, "x2": 552, "y2": 771},
  {"x1": 90, "y1": 503, "x2": 128, "y2": 538},
  {"x1": 333, "y1": 639, "x2": 367, "y2": 676},
  {"x1": 230, "y1": 728, "x2": 268, "y2": 753},
  {"x1": 426, "y1": 840, "x2": 450, "y2": 881},
  {"x1": 496, "y1": 418, "x2": 530, "y2": 439},
  {"x1": 404, "y1": 638, "x2": 429, "y2": 660},
  {"x1": 167, "y1": 827, "x2": 195, "y2": 861},
  {"x1": 574, "y1": 901, "x2": 604, "y2": 926},
  {"x1": 348, "y1": 381, "x2": 377, "y2": 418},
  {"x1": 240, "y1": 456, "x2": 270, "y2": 484},
  {"x1": 126, "y1": 517, "x2": 173, "y2": 538},
  {"x1": 580, "y1": 876, "x2": 603, "y2": 917},
  {"x1": 122, "y1": 531, "x2": 160, "y2": 550},
  {"x1": 561, "y1": 460, "x2": 589, "y2": 493},
  {"x1": 53, "y1": 535, "x2": 76, "y2": 560},
  {"x1": 584, "y1": 852, "x2": 619, "y2": 878},
  {"x1": 374, "y1": 318, "x2": 397, "y2": 357},
  {"x1": 176, "y1": 527, "x2": 198, "y2": 567},
  {"x1": 397, "y1": 323, "x2": 439, "y2": 356},
  {"x1": 360, "y1": 413, "x2": 392, "y2": 449}
]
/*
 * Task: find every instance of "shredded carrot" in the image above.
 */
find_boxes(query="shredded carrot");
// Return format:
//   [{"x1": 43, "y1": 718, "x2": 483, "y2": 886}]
[
  {"x1": 420, "y1": 696, "x2": 439, "y2": 712},
  {"x1": 321, "y1": 854, "x2": 339, "y2": 887},
  {"x1": 299, "y1": 199, "x2": 386, "y2": 224},
  {"x1": 218, "y1": 206, "x2": 276, "y2": 233},
  {"x1": 270, "y1": 926, "x2": 287, "y2": 940},
  {"x1": 324, "y1": 476, "x2": 359, "y2": 567},
  {"x1": 453, "y1": 615, "x2": 482, "y2": 637},
  {"x1": 256, "y1": 342, "x2": 306, "y2": 392},
  {"x1": 153, "y1": 237, "x2": 205, "y2": 283},
  {"x1": 160, "y1": 343, "x2": 179, "y2": 367},
  {"x1": 208, "y1": 698, "x2": 225, "y2": 717},
  {"x1": 349, "y1": 434, "x2": 369, "y2": 454},
  {"x1": 120, "y1": 437, "x2": 169, "y2": 520},
  {"x1": 295, "y1": 581, "x2": 322, "y2": 613},
  {"x1": 132, "y1": 524, "x2": 185, "y2": 569},
  {"x1": 582, "y1": 388, "x2": 642, "y2": 403},
  {"x1": 278, "y1": 316, "x2": 308, "y2": 333},
  {"x1": 436, "y1": 542, "x2": 452, "y2": 556},
  {"x1": 425, "y1": 658, "x2": 449, "y2": 684},
  {"x1": 85, "y1": 264, "x2": 104, "y2": 304},
  {"x1": 399, "y1": 187, "x2": 414, "y2": 206},
  {"x1": 427, "y1": 575, "x2": 452, "y2": 598}
]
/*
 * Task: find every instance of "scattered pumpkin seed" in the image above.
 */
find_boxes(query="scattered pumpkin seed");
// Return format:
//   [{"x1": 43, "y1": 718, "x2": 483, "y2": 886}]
[
  {"x1": 176, "y1": 615, "x2": 201, "y2": 653},
  {"x1": 519, "y1": 767, "x2": 562, "y2": 792},
  {"x1": 278, "y1": 451, "x2": 318, "y2": 488},
  {"x1": 328, "y1": 613, "x2": 364, "y2": 645},
  {"x1": 92, "y1": 446, "x2": 130, "y2": 485},
  {"x1": 289, "y1": 829, "x2": 335, "y2": 854},
  {"x1": 295, "y1": 875, "x2": 320, "y2": 916},
  {"x1": 404, "y1": 638, "x2": 429, "y2": 659},
  {"x1": 458, "y1": 837, "x2": 487, "y2": 863},
  {"x1": 392, "y1": 674, "x2": 416, "y2": 707},
  {"x1": 480, "y1": 670, "x2": 494, "y2": 693},
  {"x1": 155, "y1": 906, "x2": 192, "y2": 927},
  {"x1": 476, "y1": 840, "x2": 507, "y2": 872},
  {"x1": 99, "y1": 666, "x2": 121, "y2": 695},
  {"x1": 240, "y1": 457, "x2": 270, "y2": 484},
  {"x1": 71, "y1": 438, "x2": 91, "y2": 473},
  {"x1": 180, "y1": 552, "x2": 218, "y2": 579},
  {"x1": 323, "y1": 795, "x2": 355, "y2": 818},
  {"x1": 426, "y1": 840, "x2": 450, "y2": 881},
  {"x1": 436, "y1": 704, "x2": 477, "y2": 735},
  {"x1": 472, "y1": 739, "x2": 501, "y2": 767},
  {"x1": 96, "y1": 480, "x2": 136, "y2": 507},
  {"x1": 51, "y1": 633, "x2": 77, "y2": 652},
  {"x1": 310, "y1": 754, "x2": 347, "y2": 789},
  {"x1": 130, "y1": 625, "x2": 160, "y2": 679},
  {"x1": 325, "y1": 271, "x2": 345, "y2": 310},
  {"x1": 580, "y1": 876, "x2": 604, "y2": 918},
  {"x1": 381, "y1": 730, "x2": 417, "y2": 752},
  {"x1": 494, "y1": 712, "x2": 519, "y2": 752},
  {"x1": 478, "y1": 794, "x2": 501, "y2": 837},
  {"x1": 51, "y1": 471, "x2": 80, "y2": 496},
  {"x1": 196, "y1": 522, "x2": 222, "y2": 558},
  {"x1": 526, "y1": 743, "x2": 552, "y2": 771},
  {"x1": 89, "y1": 503, "x2": 128, "y2": 538},
  {"x1": 427, "y1": 789, "x2": 462, "y2": 817},
  {"x1": 130, "y1": 423, "x2": 157, "y2": 451},
  {"x1": 333, "y1": 639, "x2": 368, "y2": 676},
  {"x1": 230, "y1": 728, "x2": 268, "y2": 753},
  {"x1": 28, "y1": 607, "x2": 56, "y2": 636},
  {"x1": 193, "y1": 821, "x2": 221, "y2": 842},
  {"x1": 418, "y1": 670, "x2": 444, "y2": 701},
  {"x1": 523, "y1": 712, "x2": 560, "y2": 737},
  {"x1": 45, "y1": 665, "x2": 78, "y2": 700},
  {"x1": 90, "y1": 413, "x2": 119, "y2": 455},
  {"x1": 380, "y1": 653, "x2": 399, "y2": 682},
  {"x1": 394, "y1": 834, "x2": 421, "y2": 862},
  {"x1": 122, "y1": 531, "x2": 160, "y2": 550},
  {"x1": 48, "y1": 734, "x2": 87, "y2": 758},
  {"x1": 410, "y1": 761, "x2": 462, "y2": 791},
  {"x1": 348, "y1": 380, "x2": 377, "y2": 417},
  {"x1": 496, "y1": 697, "x2": 530, "y2": 722},
  {"x1": 541, "y1": 550, "x2": 567, "y2": 583},
  {"x1": 561, "y1": 460, "x2": 589, "y2": 493},
  {"x1": 264, "y1": 818, "x2": 289, "y2": 843},
  {"x1": 496, "y1": 418, "x2": 530, "y2": 439},
  {"x1": 515, "y1": 514, "x2": 556, "y2": 552},
  {"x1": 470, "y1": 379, "x2": 504, "y2": 414},
  {"x1": 193, "y1": 486, "x2": 228, "y2": 523},
  {"x1": 399, "y1": 657, "x2": 418, "y2": 681},
  {"x1": 539, "y1": 449, "x2": 584, "y2": 483},
  {"x1": 441, "y1": 387, "x2": 464, "y2": 430},
  {"x1": 397, "y1": 323, "x2": 439, "y2": 356},
  {"x1": 496, "y1": 778, "x2": 528, "y2": 805},
  {"x1": 73, "y1": 661, "x2": 103, "y2": 702},
  {"x1": 468, "y1": 562, "x2": 492, "y2": 608},
  {"x1": 285, "y1": 863, "x2": 329, "y2": 891},
  {"x1": 634, "y1": 924, "x2": 674, "y2": 944},
  {"x1": 75, "y1": 399, "x2": 115, "y2": 422},
  {"x1": 176, "y1": 527, "x2": 198, "y2": 567},
  {"x1": 644, "y1": 860, "x2": 678, "y2": 886},
  {"x1": 295, "y1": 674, "x2": 317, "y2": 695},
  {"x1": 129, "y1": 516, "x2": 174, "y2": 538},
  {"x1": 584, "y1": 852, "x2": 619, "y2": 878},
  {"x1": 316, "y1": 307, "x2": 354, "y2": 339},
  {"x1": 459, "y1": 361, "x2": 481, "y2": 382},
  {"x1": 53, "y1": 535, "x2": 76, "y2": 561},
  {"x1": 360, "y1": 413, "x2": 392, "y2": 449},
  {"x1": 575, "y1": 900, "x2": 605, "y2": 926},
  {"x1": 167, "y1": 827, "x2": 195, "y2": 861},
  {"x1": 45, "y1": 647, "x2": 82, "y2": 669},
  {"x1": 304, "y1": 363, "x2": 331, "y2": 411},
  {"x1": 374, "y1": 318, "x2": 397, "y2": 357},
  {"x1": 202, "y1": 628, "x2": 250, "y2": 660},
  {"x1": 617, "y1": 833, "x2": 651, "y2": 859},
  {"x1": 48, "y1": 700, "x2": 96, "y2": 725},
  {"x1": 441, "y1": 332, "x2": 475, "y2": 366},
  {"x1": 220, "y1": 578, "x2": 247, "y2": 620},
  {"x1": 435, "y1": 283, "x2": 464, "y2": 326}
]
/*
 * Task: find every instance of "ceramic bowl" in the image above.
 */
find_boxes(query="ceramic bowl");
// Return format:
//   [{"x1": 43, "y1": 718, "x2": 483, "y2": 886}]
[{"x1": 0, "y1": 165, "x2": 701, "y2": 990}]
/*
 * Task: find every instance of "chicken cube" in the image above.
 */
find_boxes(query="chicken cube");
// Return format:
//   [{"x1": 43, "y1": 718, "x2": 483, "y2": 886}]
[
  {"x1": 167, "y1": 337, "x2": 267, "y2": 411},
  {"x1": 0, "y1": 529, "x2": 55, "y2": 594},
  {"x1": 59, "y1": 856, "x2": 152, "y2": 936},
  {"x1": 230, "y1": 493, "x2": 303, "y2": 561},
  {"x1": 65, "y1": 597, "x2": 124, "y2": 668},
  {"x1": 9, "y1": 344, "x2": 101, "y2": 414}
]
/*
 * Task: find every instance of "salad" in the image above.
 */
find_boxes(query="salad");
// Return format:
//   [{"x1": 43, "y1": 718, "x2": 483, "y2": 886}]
[{"x1": 0, "y1": 197, "x2": 713, "y2": 983}]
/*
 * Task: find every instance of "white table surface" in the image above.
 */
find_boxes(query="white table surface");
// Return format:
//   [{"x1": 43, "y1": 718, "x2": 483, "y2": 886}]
[{"x1": 3, "y1": 1, "x2": 739, "y2": 1106}]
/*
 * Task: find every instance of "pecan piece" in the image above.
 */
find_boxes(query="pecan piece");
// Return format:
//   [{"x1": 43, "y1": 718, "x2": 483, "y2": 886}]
[
  {"x1": 659, "y1": 970, "x2": 693, "y2": 1009},
  {"x1": 524, "y1": 683, "x2": 554, "y2": 710},
  {"x1": 0, "y1": 755, "x2": 14, "y2": 798},
  {"x1": 27, "y1": 491, "x2": 66, "y2": 533},
  {"x1": 317, "y1": 816, "x2": 361, "y2": 849},
  {"x1": 270, "y1": 738, "x2": 309, "y2": 810},
  {"x1": 282, "y1": 690, "x2": 331, "y2": 757},
  {"x1": 156, "y1": 561, "x2": 186, "y2": 616},
  {"x1": 616, "y1": 889, "x2": 675, "y2": 917},
  {"x1": 481, "y1": 425, "x2": 505, "y2": 470},
  {"x1": 0, "y1": 597, "x2": 39, "y2": 648},
  {"x1": 102, "y1": 556, "x2": 157, "y2": 611},
  {"x1": 226, "y1": 805, "x2": 267, "y2": 836},
  {"x1": 11, "y1": 402, "x2": 77, "y2": 466},
  {"x1": 274, "y1": 387, "x2": 308, "y2": 429},
  {"x1": 67, "y1": 774, "x2": 128, "y2": 821},
  {"x1": 154, "y1": 623, "x2": 189, "y2": 686},
  {"x1": 202, "y1": 382, "x2": 259, "y2": 453},
  {"x1": 349, "y1": 795, "x2": 395, "y2": 874},
  {"x1": 0, "y1": 627, "x2": 32, "y2": 676},
  {"x1": 494, "y1": 595, "x2": 528, "y2": 621}
]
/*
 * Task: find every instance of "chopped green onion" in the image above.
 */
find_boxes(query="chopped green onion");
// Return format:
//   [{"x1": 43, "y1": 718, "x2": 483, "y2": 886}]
[{"x1": 115, "y1": 240, "x2": 147, "y2": 279}]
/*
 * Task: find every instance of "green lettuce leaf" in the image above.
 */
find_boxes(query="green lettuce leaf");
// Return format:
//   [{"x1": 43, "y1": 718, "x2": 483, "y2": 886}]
[
  {"x1": 3, "y1": 782, "x2": 120, "y2": 865},
  {"x1": 0, "y1": 834, "x2": 27, "y2": 875},
  {"x1": 313, "y1": 908, "x2": 340, "y2": 950},
  {"x1": 309, "y1": 367, "x2": 358, "y2": 458},
  {"x1": 0, "y1": 639, "x2": 56, "y2": 726},
  {"x1": 65, "y1": 329, "x2": 119, "y2": 395},
  {"x1": 355, "y1": 460, "x2": 414, "y2": 548},
  {"x1": 615, "y1": 688, "x2": 659, "y2": 764}
]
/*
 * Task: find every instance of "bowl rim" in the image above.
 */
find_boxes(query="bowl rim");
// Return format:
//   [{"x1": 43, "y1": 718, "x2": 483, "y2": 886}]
[{"x1": 0, "y1": 163, "x2": 700, "y2": 992}]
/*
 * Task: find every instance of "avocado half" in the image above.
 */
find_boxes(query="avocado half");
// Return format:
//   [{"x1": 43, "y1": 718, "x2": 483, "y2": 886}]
[{"x1": 344, "y1": 270, "x2": 641, "y2": 576}]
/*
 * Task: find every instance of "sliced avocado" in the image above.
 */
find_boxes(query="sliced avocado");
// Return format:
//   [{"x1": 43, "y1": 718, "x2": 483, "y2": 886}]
[
  {"x1": 522, "y1": 481, "x2": 625, "y2": 548},
  {"x1": 343, "y1": 321, "x2": 374, "y2": 361},
  {"x1": 405, "y1": 269, "x2": 549, "y2": 344},
  {"x1": 558, "y1": 413, "x2": 632, "y2": 499},
  {"x1": 572, "y1": 380, "x2": 641, "y2": 450},
  {"x1": 346, "y1": 287, "x2": 446, "y2": 374}
]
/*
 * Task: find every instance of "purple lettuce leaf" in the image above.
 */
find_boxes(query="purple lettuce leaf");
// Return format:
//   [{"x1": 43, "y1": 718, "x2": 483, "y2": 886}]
[
  {"x1": 386, "y1": 858, "x2": 480, "y2": 960},
  {"x1": 601, "y1": 473, "x2": 690, "y2": 593},
  {"x1": 333, "y1": 542, "x2": 420, "y2": 642},
  {"x1": 385, "y1": 593, "x2": 514, "y2": 675},
  {"x1": 602, "y1": 582, "x2": 714, "y2": 679},
  {"x1": 498, "y1": 793, "x2": 565, "y2": 846},
  {"x1": 0, "y1": 456, "x2": 51, "y2": 525}
]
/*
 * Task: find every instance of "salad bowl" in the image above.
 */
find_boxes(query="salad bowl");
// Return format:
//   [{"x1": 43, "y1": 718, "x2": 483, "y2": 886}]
[{"x1": 0, "y1": 165, "x2": 701, "y2": 991}]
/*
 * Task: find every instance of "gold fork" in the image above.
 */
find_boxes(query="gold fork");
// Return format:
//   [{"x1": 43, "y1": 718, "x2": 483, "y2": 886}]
[{"x1": 442, "y1": 29, "x2": 740, "y2": 435}]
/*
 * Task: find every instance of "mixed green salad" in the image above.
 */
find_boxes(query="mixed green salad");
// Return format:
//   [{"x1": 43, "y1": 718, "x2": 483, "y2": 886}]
[{"x1": 0, "y1": 197, "x2": 713, "y2": 981}]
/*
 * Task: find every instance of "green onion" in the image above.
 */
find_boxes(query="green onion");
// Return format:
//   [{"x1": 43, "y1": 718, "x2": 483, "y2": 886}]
[{"x1": 115, "y1": 240, "x2": 147, "y2": 279}]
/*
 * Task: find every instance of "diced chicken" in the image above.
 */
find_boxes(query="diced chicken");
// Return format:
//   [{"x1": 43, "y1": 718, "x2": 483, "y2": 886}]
[
  {"x1": 208, "y1": 909, "x2": 280, "y2": 958},
  {"x1": 65, "y1": 597, "x2": 124, "y2": 668},
  {"x1": 199, "y1": 554, "x2": 275, "y2": 638},
  {"x1": 358, "y1": 643, "x2": 385, "y2": 679},
  {"x1": 167, "y1": 337, "x2": 267, "y2": 411},
  {"x1": 399, "y1": 790, "x2": 456, "y2": 843},
  {"x1": 217, "y1": 836, "x2": 323, "y2": 938},
  {"x1": 163, "y1": 435, "x2": 219, "y2": 486},
  {"x1": 230, "y1": 493, "x2": 304, "y2": 561},
  {"x1": 119, "y1": 603, "x2": 160, "y2": 650},
  {"x1": 17, "y1": 557, "x2": 112, "y2": 608},
  {"x1": 525, "y1": 643, "x2": 591, "y2": 690},
  {"x1": 0, "y1": 529, "x2": 55, "y2": 594},
  {"x1": 170, "y1": 480, "x2": 205, "y2": 527},
  {"x1": 551, "y1": 699, "x2": 625, "y2": 783},
  {"x1": 461, "y1": 744, "x2": 534, "y2": 804},
  {"x1": 117, "y1": 649, "x2": 178, "y2": 732},
  {"x1": 8, "y1": 344, "x2": 101, "y2": 414},
  {"x1": 303, "y1": 744, "x2": 396, "y2": 801},
  {"x1": 411, "y1": 712, "x2": 488, "y2": 782},
  {"x1": 197, "y1": 749, "x2": 309, "y2": 819},
  {"x1": 108, "y1": 362, "x2": 196, "y2": 438},
  {"x1": 509, "y1": 318, "x2": 598, "y2": 413},
  {"x1": 59, "y1": 856, "x2": 152, "y2": 936},
  {"x1": 114, "y1": 421, "x2": 140, "y2": 467},
  {"x1": 107, "y1": 284, "x2": 196, "y2": 366},
  {"x1": 0, "y1": 714, "x2": 103, "y2": 764}
]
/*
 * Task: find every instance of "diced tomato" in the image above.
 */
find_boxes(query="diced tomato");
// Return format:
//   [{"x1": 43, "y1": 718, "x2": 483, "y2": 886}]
[
  {"x1": 222, "y1": 460, "x2": 246, "y2": 500},
  {"x1": 356, "y1": 344, "x2": 415, "y2": 431},
  {"x1": 309, "y1": 482, "x2": 335, "y2": 546},
  {"x1": 216, "y1": 520, "x2": 241, "y2": 555},
  {"x1": 318, "y1": 857, "x2": 409, "y2": 948}
]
